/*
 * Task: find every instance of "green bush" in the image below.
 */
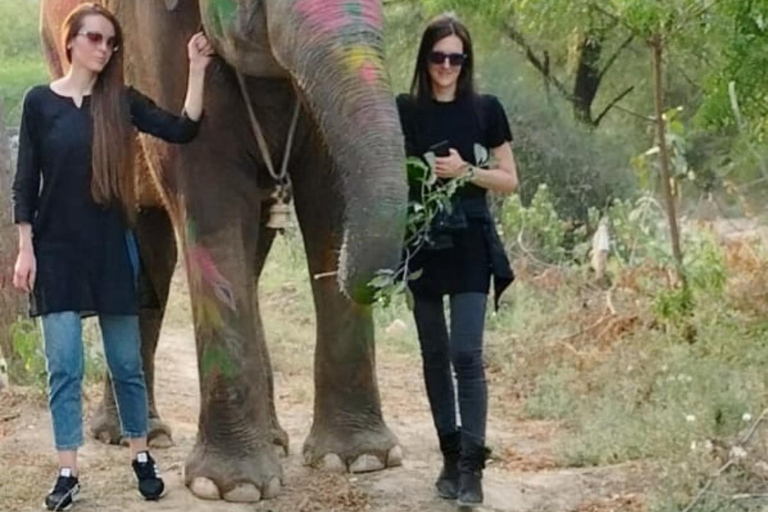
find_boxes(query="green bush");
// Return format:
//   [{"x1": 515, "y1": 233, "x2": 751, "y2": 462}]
[
  {"x1": 500, "y1": 183, "x2": 569, "y2": 263},
  {"x1": 9, "y1": 318, "x2": 107, "y2": 390},
  {"x1": 9, "y1": 319, "x2": 46, "y2": 388}
]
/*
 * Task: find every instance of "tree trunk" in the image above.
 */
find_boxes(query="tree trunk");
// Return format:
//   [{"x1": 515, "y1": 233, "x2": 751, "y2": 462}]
[
  {"x1": 572, "y1": 33, "x2": 603, "y2": 126},
  {"x1": 650, "y1": 34, "x2": 685, "y2": 285},
  {"x1": 0, "y1": 104, "x2": 25, "y2": 378}
]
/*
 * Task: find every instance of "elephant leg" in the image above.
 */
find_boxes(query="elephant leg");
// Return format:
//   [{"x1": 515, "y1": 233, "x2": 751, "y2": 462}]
[
  {"x1": 293, "y1": 156, "x2": 402, "y2": 474},
  {"x1": 252, "y1": 217, "x2": 289, "y2": 455},
  {"x1": 183, "y1": 215, "x2": 282, "y2": 503},
  {"x1": 90, "y1": 207, "x2": 176, "y2": 447}
]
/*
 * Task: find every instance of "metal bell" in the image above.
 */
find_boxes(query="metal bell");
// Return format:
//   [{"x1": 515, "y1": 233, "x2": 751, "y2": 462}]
[{"x1": 267, "y1": 199, "x2": 291, "y2": 230}]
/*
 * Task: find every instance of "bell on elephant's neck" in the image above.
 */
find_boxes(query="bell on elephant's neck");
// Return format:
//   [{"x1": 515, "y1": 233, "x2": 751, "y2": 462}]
[{"x1": 267, "y1": 199, "x2": 291, "y2": 230}]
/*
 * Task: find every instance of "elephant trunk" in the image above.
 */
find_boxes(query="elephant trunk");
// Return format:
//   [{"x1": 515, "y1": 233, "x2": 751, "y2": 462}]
[{"x1": 268, "y1": 1, "x2": 407, "y2": 303}]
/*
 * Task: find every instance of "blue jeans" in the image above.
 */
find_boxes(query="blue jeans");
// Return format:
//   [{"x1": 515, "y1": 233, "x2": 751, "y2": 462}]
[
  {"x1": 413, "y1": 293, "x2": 488, "y2": 446},
  {"x1": 41, "y1": 312, "x2": 148, "y2": 450}
]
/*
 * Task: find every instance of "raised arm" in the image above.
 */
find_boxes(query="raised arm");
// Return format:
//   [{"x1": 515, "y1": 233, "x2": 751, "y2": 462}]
[{"x1": 128, "y1": 32, "x2": 213, "y2": 143}]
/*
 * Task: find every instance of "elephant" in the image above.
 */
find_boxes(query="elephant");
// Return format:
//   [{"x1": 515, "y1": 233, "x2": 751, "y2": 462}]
[{"x1": 40, "y1": 0, "x2": 408, "y2": 503}]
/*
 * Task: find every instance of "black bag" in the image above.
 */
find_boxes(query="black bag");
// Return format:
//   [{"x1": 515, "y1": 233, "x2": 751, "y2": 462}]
[{"x1": 427, "y1": 199, "x2": 468, "y2": 250}]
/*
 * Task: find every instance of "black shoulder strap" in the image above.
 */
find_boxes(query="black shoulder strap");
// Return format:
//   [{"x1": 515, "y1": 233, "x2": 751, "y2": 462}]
[{"x1": 472, "y1": 95, "x2": 488, "y2": 137}]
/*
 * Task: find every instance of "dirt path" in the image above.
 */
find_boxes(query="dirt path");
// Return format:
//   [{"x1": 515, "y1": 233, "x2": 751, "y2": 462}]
[{"x1": 0, "y1": 271, "x2": 645, "y2": 512}]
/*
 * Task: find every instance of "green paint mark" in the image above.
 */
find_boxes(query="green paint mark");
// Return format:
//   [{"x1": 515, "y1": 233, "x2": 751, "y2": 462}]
[
  {"x1": 186, "y1": 219, "x2": 197, "y2": 243},
  {"x1": 207, "y1": 0, "x2": 238, "y2": 36},
  {"x1": 202, "y1": 346, "x2": 238, "y2": 380},
  {"x1": 345, "y1": 2, "x2": 362, "y2": 17}
]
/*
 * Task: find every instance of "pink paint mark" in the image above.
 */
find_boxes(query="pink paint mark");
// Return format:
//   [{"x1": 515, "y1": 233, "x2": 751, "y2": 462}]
[
  {"x1": 295, "y1": 0, "x2": 383, "y2": 34},
  {"x1": 359, "y1": 62, "x2": 380, "y2": 84},
  {"x1": 355, "y1": 1, "x2": 384, "y2": 28},
  {"x1": 189, "y1": 246, "x2": 238, "y2": 312}
]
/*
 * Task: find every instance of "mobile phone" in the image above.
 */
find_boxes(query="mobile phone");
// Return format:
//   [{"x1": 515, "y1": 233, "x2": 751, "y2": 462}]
[{"x1": 429, "y1": 140, "x2": 451, "y2": 157}]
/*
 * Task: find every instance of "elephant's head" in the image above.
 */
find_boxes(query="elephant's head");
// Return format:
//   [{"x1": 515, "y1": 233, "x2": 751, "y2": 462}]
[{"x1": 197, "y1": 0, "x2": 407, "y2": 304}]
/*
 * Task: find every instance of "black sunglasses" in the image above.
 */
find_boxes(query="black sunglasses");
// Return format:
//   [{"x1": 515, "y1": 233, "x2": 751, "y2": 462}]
[
  {"x1": 78, "y1": 31, "x2": 119, "y2": 52},
  {"x1": 428, "y1": 51, "x2": 467, "y2": 67}
]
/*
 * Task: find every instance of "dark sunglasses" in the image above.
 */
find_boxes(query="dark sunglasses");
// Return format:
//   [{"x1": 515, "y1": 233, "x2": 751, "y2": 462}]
[
  {"x1": 78, "y1": 31, "x2": 119, "y2": 52},
  {"x1": 428, "y1": 51, "x2": 467, "y2": 67}
]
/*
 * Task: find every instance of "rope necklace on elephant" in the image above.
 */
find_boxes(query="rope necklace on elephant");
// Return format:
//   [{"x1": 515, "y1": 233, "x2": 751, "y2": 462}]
[{"x1": 235, "y1": 70, "x2": 300, "y2": 231}]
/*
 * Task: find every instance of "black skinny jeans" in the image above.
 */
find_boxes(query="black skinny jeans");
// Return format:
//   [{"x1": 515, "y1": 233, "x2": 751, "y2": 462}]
[{"x1": 413, "y1": 293, "x2": 488, "y2": 446}]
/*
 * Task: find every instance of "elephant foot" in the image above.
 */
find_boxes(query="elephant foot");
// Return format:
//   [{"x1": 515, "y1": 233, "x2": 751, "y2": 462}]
[
  {"x1": 272, "y1": 425, "x2": 290, "y2": 457},
  {"x1": 90, "y1": 404, "x2": 122, "y2": 445},
  {"x1": 147, "y1": 416, "x2": 174, "y2": 448},
  {"x1": 91, "y1": 405, "x2": 173, "y2": 448},
  {"x1": 184, "y1": 440, "x2": 283, "y2": 502},
  {"x1": 303, "y1": 421, "x2": 403, "y2": 473}
]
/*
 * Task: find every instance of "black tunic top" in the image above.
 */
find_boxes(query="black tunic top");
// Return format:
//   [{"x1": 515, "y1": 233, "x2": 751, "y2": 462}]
[
  {"x1": 12, "y1": 85, "x2": 200, "y2": 317},
  {"x1": 396, "y1": 93, "x2": 514, "y2": 308}
]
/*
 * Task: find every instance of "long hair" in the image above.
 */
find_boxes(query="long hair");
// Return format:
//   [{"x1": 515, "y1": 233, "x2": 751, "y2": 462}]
[
  {"x1": 62, "y1": 3, "x2": 136, "y2": 223},
  {"x1": 409, "y1": 13, "x2": 476, "y2": 102}
]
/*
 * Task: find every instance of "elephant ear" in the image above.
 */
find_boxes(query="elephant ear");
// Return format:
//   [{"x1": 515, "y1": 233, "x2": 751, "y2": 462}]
[{"x1": 164, "y1": 0, "x2": 179, "y2": 10}]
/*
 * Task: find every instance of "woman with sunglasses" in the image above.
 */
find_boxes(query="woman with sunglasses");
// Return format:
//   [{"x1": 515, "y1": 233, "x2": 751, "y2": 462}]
[
  {"x1": 396, "y1": 13, "x2": 518, "y2": 508},
  {"x1": 11, "y1": 3, "x2": 213, "y2": 510}
]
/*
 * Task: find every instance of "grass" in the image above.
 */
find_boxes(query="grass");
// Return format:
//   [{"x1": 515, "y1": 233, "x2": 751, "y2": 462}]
[
  {"x1": 481, "y1": 234, "x2": 768, "y2": 511},
  {"x1": 0, "y1": 57, "x2": 47, "y2": 126}
]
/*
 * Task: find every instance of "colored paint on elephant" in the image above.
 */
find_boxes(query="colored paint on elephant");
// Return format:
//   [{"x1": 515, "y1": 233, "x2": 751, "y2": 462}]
[
  {"x1": 206, "y1": 0, "x2": 238, "y2": 37},
  {"x1": 188, "y1": 246, "x2": 238, "y2": 312},
  {"x1": 295, "y1": 0, "x2": 383, "y2": 35},
  {"x1": 202, "y1": 346, "x2": 238, "y2": 380},
  {"x1": 194, "y1": 295, "x2": 225, "y2": 330},
  {"x1": 342, "y1": 45, "x2": 384, "y2": 83},
  {"x1": 184, "y1": 220, "x2": 238, "y2": 313}
]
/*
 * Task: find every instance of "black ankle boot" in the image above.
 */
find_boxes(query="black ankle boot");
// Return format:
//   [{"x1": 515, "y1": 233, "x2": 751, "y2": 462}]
[
  {"x1": 435, "y1": 431, "x2": 461, "y2": 499},
  {"x1": 457, "y1": 440, "x2": 489, "y2": 507}
]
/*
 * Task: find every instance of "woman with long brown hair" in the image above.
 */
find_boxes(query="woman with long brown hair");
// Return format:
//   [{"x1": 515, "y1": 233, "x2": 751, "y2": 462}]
[
  {"x1": 11, "y1": 3, "x2": 213, "y2": 509},
  {"x1": 397, "y1": 13, "x2": 518, "y2": 508}
]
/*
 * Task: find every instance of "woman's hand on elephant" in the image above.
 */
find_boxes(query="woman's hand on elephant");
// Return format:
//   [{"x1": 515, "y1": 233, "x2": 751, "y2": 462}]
[
  {"x1": 435, "y1": 149, "x2": 469, "y2": 179},
  {"x1": 188, "y1": 32, "x2": 215, "y2": 72}
]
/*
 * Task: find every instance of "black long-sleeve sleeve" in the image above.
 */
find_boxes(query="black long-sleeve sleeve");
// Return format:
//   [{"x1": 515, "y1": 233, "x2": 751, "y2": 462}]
[
  {"x1": 14, "y1": 84, "x2": 202, "y2": 318},
  {"x1": 12, "y1": 89, "x2": 42, "y2": 225},
  {"x1": 127, "y1": 86, "x2": 201, "y2": 144}
]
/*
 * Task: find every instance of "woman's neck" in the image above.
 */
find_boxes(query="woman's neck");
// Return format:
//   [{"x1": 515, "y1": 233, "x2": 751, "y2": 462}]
[
  {"x1": 431, "y1": 83, "x2": 457, "y2": 103},
  {"x1": 60, "y1": 65, "x2": 98, "y2": 96}
]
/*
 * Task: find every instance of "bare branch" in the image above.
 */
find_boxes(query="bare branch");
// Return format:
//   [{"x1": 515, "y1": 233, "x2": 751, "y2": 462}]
[
  {"x1": 732, "y1": 494, "x2": 768, "y2": 500},
  {"x1": 666, "y1": 53, "x2": 704, "y2": 91},
  {"x1": 502, "y1": 23, "x2": 574, "y2": 103},
  {"x1": 681, "y1": 409, "x2": 768, "y2": 512},
  {"x1": 740, "y1": 408, "x2": 768, "y2": 445},
  {"x1": 594, "y1": 86, "x2": 635, "y2": 126},
  {"x1": 611, "y1": 104, "x2": 656, "y2": 123},
  {"x1": 681, "y1": 460, "x2": 735, "y2": 512},
  {"x1": 598, "y1": 35, "x2": 635, "y2": 81}
]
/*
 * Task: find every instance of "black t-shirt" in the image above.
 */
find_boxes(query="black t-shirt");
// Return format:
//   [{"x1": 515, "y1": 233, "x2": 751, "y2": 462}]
[
  {"x1": 12, "y1": 85, "x2": 200, "y2": 317},
  {"x1": 396, "y1": 93, "x2": 514, "y2": 300},
  {"x1": 397, "y1": 93, "x2": 512, "y2": 198}
]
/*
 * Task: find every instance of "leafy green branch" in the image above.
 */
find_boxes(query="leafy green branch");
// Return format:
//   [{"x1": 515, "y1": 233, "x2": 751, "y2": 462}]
[{"x1": 370, "y1": 157, "x2": 472, "y2": 308}]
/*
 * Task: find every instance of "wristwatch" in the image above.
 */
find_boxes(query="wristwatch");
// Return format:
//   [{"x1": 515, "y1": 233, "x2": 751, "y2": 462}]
[{"x1": 465, "y1": 165, "x2": 478, "y2": 180}]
